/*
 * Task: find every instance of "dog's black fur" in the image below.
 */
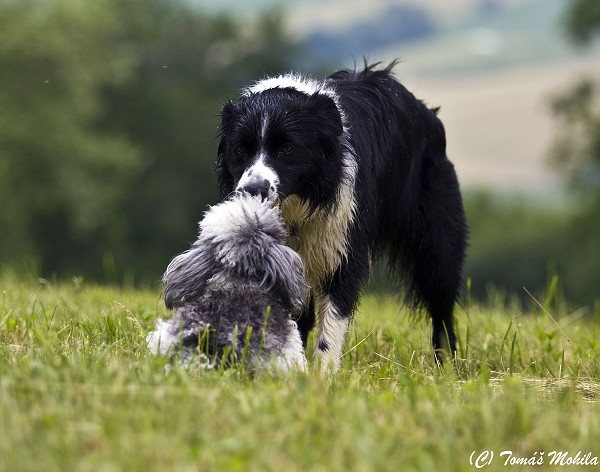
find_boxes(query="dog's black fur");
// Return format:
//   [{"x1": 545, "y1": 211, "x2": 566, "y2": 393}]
[{"x1": 217, "y1": 62, "x2": 467, "y2": 369}]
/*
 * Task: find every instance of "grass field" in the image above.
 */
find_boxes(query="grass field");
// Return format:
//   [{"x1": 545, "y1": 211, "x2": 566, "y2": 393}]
[{"x1": 1, "y1": 274, "x2": 599, "y2": 471}]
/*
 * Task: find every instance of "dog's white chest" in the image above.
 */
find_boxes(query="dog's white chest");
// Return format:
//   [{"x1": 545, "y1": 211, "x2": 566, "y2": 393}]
[{"x1": 282, "y1": 195, "x2": 353, "y2": 286}]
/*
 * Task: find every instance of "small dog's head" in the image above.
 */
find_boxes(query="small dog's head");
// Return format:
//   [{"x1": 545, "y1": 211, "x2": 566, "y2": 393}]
[
  {"x1": 163, "y1": 193, "x2": 307, "y2": 312},
  {"x1": 216, "y1": 79, "x2": 345, "y2": 209}
]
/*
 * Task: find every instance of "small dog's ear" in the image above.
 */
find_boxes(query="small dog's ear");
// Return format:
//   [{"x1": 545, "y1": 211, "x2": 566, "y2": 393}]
[
  {"x1": 262, "y1": 243, "x2": 307, "y2": 311},
  {"x1": 162, "y1": 244, "x2": 215, "y2": 309}
]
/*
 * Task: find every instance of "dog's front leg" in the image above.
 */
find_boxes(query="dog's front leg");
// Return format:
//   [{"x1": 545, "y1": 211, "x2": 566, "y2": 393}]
[
  {"x1": 312, "y1": 242, "x2": 368, "y2": 373},
  {"x1": 314, "y1": 291, "x2": 350, "y2": 373}
]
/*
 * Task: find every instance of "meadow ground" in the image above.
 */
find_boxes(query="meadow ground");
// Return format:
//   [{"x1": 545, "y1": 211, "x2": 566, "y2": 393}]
[{"x1": 1, "y1": 274, "x2": 599, "y2": 471}]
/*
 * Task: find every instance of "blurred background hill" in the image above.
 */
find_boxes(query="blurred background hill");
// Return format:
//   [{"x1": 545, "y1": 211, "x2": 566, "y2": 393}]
[{"x1": 1, "y1": 0, "x2": 598, "y2": 312}]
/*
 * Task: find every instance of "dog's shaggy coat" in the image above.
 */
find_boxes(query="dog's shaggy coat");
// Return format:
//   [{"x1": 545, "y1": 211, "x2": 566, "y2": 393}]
[
  {"x1": 147, "y1": 194, "x2": 308, "y2": 371},
  {"x1": 215, "y1": 62, "x2": 467, "y2": 371}
]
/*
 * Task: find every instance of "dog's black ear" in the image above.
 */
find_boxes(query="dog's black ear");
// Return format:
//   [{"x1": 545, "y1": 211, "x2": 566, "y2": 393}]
[
  {"x1": 220, "y1": 100, "x2": 238, "y2": 121},
  {"x1": 162, "y1": 244, "x2": 216, "y2": 309},
  {"x1": 216, "y1": 139, "x2": 235, "y2": 199},
  {"x1": 304, "y1": 94, "x2": 343, "y2": 160},
  {"x1": 262, "y1": 243, "x2": 307, "y2": 312},
  {"x1": 306, "y1": 93, "x2": 343, "y2": 138},
  {"x1": 218, "y1": 101, "x2": 241, "y2": 142},
  {"x1": 216, "y1": 101, "x2": 239, "y2": 198}
]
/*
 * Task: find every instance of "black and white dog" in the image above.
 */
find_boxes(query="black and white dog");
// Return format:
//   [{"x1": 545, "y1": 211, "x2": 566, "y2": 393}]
[
  {"x1": 148, "y1": 193, "x2": 308, "y2": 372},
  {"x1": 210, "y1": 62, "x2": 467, "y2": 371}
]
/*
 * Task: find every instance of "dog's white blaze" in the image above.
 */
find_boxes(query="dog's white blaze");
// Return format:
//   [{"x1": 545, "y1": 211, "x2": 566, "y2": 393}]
[
  {"x1": 261, "y1": 114, "x2": 269, "y2": 141},
  {"x1": 315, "y1": 294, "x2": 348, "y2": 373}
]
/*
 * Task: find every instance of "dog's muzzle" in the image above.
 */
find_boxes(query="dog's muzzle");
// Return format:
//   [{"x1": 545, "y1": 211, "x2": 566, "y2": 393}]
[
  {"x1": 235, "y1": 157, "x2": 281, "y2": 203},
  {"x1": 238, "y1": 177, "x2": 272, "y2": 201}
]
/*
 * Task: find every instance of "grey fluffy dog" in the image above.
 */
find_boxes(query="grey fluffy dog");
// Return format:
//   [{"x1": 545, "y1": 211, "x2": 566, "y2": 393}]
[{"x1": 146, "y1": 193, "x2": 308, "y2": 372}]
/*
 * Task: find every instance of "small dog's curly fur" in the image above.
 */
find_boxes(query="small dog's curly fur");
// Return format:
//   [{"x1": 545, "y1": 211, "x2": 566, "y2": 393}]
[{"x1": 146, "y1": 193, "x2": 308, "y2": 372}]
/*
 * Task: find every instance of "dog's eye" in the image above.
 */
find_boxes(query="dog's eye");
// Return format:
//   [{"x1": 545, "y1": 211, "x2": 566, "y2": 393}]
[
  {"x1": 279, "y1": 144, "x2": 294, "y2": 155},
  {"x1": 234, "y1": 144, "x2": 246, "y2": 155}
]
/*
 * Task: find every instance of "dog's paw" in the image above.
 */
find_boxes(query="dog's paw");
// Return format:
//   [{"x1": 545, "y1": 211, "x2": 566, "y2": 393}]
[{"x1": 146, "y1": 319, "x2": 178, "y2": 356}]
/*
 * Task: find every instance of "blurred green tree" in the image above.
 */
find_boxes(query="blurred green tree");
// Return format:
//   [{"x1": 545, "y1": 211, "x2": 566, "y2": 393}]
[
  {"x1": 95, "y1": 4, "x2": 302, "y2": 281},
  {"x1": 0, "y1": 0, "x2": 142, "y2": 274},
  {"x1": 526, "y1": 0, "x2": 600, "y2": 308},
  {"x1": 461, "y1": 0, "x2": 600, "y2": 310},
  {"x1": 550, "y1": 0, "x2": 600, "y2": 198},
  {"x1": 564, "y1": 0, "x2": 600, "y2": 46},
  {"x1": 0, "y1": 0, "x2": 303, "y2": 282},
  {"x1": 549, "y1": 80, "x2": 600, "y2": 195}
]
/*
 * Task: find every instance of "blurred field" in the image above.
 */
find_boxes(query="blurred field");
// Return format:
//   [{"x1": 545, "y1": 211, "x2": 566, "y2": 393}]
[
  {"x1": 1, "y1": 276, "x2": 599, "y2": 471},
  {"x1": 402, "y1": 58, "x2": 596, "y2": 195}
]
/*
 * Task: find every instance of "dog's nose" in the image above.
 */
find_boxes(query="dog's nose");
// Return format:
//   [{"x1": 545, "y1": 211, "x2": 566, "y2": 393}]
[{"x1": 239, "y1": 178, "x2": 271, "y2": 200}]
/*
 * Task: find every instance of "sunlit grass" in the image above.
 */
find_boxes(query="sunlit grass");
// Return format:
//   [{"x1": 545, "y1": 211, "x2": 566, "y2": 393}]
[{"x1": 1, "y1": 274, "x2": 599, "y2": 471}]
